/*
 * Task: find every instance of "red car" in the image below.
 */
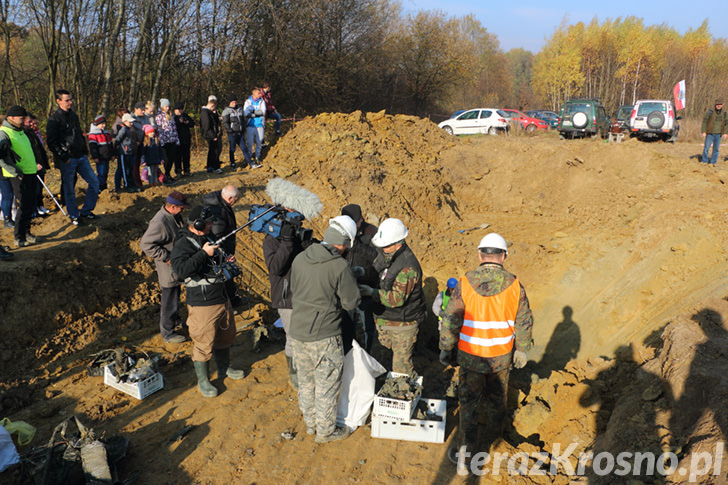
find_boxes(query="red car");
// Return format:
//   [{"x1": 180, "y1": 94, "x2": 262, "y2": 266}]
[{"x1": 502, "y1": 109, "x2": 549, "y2": 132}]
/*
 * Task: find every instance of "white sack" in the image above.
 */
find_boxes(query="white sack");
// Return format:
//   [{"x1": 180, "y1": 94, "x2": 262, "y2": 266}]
[{"x1": 336, "y1": 340, "x2": 387, "y2": 430}]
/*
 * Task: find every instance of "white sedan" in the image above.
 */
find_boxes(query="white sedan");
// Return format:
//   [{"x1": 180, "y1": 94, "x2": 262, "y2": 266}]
[{"x1": 438, "y1": 109, "x2": 510, "y2": 135}]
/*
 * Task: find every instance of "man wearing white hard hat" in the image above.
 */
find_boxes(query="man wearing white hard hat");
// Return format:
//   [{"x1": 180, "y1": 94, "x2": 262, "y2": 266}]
[
  {"x1": 439, "y1": 232, "x2": 533, "y2": 472},
  {"x1": 288, "y1": 215, "x2": 361, "y2": 443},
  {"x1": 360, "y1": 218, "x2": 427, "y2": 376}
]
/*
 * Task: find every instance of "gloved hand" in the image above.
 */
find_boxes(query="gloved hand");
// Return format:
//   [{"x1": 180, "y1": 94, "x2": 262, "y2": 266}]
[
  {"x1": 513, "y1": 350, "x2": 528, "y2": 369},
  {"x1": 439, "y1": 349, "x2": 452, "y2": 366},
  {"x1": 358, "y1": 284, "x2": 374, "y2": 297},
  {"x1": 352, "y1": 266, "x2": 365, "y2": 278},
  {"x1": 279, "y1": 222, "x2": 295, "y2": 241}
]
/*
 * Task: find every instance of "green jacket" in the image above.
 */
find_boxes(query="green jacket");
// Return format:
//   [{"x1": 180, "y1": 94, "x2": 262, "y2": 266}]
[
  {"x1": 289, "y1": 243, "x2": 361, "y2": 342},
  {"x1": 0, "y1": 120, "x2": 37, "y2": 178},
  {"x1": 702, "y1": 107, "x2": 727, "y2": 135},
  {"x1": 440, "y1": 262, "x2": 533, "y2": 373}
]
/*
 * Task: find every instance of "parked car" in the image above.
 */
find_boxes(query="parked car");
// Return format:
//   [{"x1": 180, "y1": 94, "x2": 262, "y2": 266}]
[
  {"x1": 526, "y1": 110, "x2": 559, "y2": 129},
  {"x1": 557, "y1": 99, "x2": 610, "y2": 139},
  {"x1": 502, "y1": 109, "x2": 549, "y2": 132},
  {"x1": 438, "y1": 109, "x2": 510, "y2": 136},
  {"x1": 629, "y1": 100, "x2": 680, "y2": 142},
  {"x1": 611, "y1": 104, "x2": 633, "y2": 133}
]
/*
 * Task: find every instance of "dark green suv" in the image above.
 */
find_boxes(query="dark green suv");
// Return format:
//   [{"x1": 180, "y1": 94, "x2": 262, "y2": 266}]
[{"x1": 558, "y1": 99, "x2": 610, "y2": 139}]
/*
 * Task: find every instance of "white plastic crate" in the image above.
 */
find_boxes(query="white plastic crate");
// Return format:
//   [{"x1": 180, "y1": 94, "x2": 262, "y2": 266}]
[
  {"x1": 104, "y1": 363, "x2": 163, "y2": 400},
  {"x1": 371, "y1": 398, "x2": 446, "y2": 443},
  {"x1": 373, "y1": 371, "x2": 423, "y2": 421}
]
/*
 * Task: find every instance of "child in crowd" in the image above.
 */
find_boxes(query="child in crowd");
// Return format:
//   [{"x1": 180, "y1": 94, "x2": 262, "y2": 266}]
[
  {"x1": 88, "y1": 115, "x2": 114, "y2": 192},
  {"x1": 114, "y1": 113, "x2": 142, "y2": 192},
  {"x1": 141, "y1": 124, "x2": 163, "y2": 187}
]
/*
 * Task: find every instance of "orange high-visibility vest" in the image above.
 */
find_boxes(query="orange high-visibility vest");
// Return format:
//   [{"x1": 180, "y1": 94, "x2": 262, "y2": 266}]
[{"x1": 458, "y1": 276, "x2": 520, "y2": 358}]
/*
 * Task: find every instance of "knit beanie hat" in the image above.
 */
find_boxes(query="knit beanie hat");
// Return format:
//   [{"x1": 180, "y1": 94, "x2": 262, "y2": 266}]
[
  {"x1": 160, "y1": 98, "x2": 170, "y2": 108},
  {"x1": 6, "y1": 105, "x2": 26, "y2": 117},
  {"x1": 93, "y1": 114, "x2": 106, "y2": 125},
  {"x1": 323, "y1": 226, "x2": 351, "y2": 248}
]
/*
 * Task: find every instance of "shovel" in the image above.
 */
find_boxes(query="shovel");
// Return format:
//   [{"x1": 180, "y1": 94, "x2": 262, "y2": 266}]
[{"x1": 458, "y1": 223, "x2": 490, "y2": 234}]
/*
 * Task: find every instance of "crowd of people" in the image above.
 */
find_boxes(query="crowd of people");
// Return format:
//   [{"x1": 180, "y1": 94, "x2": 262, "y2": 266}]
[
  {"x1": 1, "y1": 86, "x2": 533, "y2": 471},
  {"x1": 0, "y1": 84, "x2": 284, "y2": 259},
  {"x1": 137, "y1": 182, "x2": 534, "y2": 458}
]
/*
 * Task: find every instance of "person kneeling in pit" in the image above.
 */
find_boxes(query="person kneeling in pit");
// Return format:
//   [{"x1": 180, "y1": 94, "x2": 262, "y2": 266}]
[{"x1": 171, "y1": 205, "x2": 245, "y2": 397}]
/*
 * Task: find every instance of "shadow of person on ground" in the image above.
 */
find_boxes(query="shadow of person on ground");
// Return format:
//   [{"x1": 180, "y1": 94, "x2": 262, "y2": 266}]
[{"x1": 536, "y1": 305, "x2": 581, "y2": 379}]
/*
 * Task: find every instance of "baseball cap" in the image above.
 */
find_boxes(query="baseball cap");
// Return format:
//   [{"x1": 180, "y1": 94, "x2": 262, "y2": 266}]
[{"x1": 121, "y1": 113, "x2": 134, "y2": 123}]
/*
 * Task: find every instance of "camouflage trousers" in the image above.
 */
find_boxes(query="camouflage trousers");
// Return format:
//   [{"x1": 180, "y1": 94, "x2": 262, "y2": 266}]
[
  {"x1": 373, "y1": 324, "x2": 418, "y2": 376},
  {"x1": 290, "y1": 335, "x2": 344, "y2": 436},
  {"x1": 459, "y1": 367, "x2": 509, "y2": 452}
]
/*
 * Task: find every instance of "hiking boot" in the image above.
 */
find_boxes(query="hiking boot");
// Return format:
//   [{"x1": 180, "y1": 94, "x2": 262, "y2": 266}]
[
  {"x1": 37, "y1": 206, "x2": 50, "y2": 216},
  {"x1": 3, "y1": 218, "x2": 14, "y2": 228},
  {"x1": 315, "y1": 426, "x2": 351, "y2": 444},
  {"x1": 71, "y1": 217, "x2": 82, "y2": 226},
  {"x1": 193, "y1": 361, "x2": 218, "y2": 397},
  {"x1": 164, "y1": 333, "x2": 187, "y2": 344},
  {"x1": 213, "y1": 348, "x2": 245, "y2": 380},
  {"x1": 213, "y1": 168, "x2": 223, "y2": 174},
  {"x1": 250, "y1": 163, "x2": 262, "y2": 169},
  {"x1": 14, "y1": 239, "x2": 29, "y2": 248}
]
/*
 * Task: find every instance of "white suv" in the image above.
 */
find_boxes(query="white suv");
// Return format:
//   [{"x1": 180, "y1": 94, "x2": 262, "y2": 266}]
[{"x1": 630, "y1": 100, "x2": 680, "y2": 142}]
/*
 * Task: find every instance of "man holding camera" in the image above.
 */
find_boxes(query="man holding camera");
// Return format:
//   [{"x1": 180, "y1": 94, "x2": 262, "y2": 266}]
[
  {"x1": 140, "y1": 190, "x2": 190, "y2": 344},
  {"x1": 171, "y1": 205, "x2": 245, "y2": 398},
  {"x1": 46, "y1": 89, "x2": 100, "y2": 226},
  {"x1": 262, "y1": 208, "x2": 311, "y2": 389},
  {"x1": 202, "y1": 184, "x2": 244, "y2": 311}
]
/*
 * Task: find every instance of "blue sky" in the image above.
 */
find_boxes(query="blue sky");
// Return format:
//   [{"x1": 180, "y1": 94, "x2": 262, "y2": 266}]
[{"x1": 402, "y1": 1, "x2": 728, "y2": 52}]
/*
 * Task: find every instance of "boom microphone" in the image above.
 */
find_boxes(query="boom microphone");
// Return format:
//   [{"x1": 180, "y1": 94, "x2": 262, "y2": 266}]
[{"x1": 265, "y1": 178, "x2": 323, "y2": 220}]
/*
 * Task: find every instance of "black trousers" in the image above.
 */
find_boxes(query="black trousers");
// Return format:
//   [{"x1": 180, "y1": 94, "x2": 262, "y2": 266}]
[
  {"x1": 179, "y1": 140, "x2": 191, "y2": 174},
  {"x1": 162, "y1": 143, "x2": 182, "y2": 177},
  {"x1": 10, "y1": 175, "x2": 36, "y2": 241},
  {"x1": 160, "y1": 285, "x2": 182, "y2": 340},
  {"x1": 206, "y1": 138, "x2": 221, "y2": 171}
]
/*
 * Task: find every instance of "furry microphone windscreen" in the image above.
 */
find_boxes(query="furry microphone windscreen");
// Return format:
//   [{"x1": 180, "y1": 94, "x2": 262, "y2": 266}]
[{"x1": 265, "y1": 178, "x2": 323, "y2": 220}]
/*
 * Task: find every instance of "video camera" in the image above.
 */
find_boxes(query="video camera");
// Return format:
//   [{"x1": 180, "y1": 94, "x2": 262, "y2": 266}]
[{"x1": 248, "y1": 204, "x2": 313, "y2": 242}]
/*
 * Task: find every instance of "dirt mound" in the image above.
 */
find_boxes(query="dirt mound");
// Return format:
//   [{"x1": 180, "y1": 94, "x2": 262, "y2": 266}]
[{"x1": 2, "y1": 111, "x2": 728, "y2": 483}]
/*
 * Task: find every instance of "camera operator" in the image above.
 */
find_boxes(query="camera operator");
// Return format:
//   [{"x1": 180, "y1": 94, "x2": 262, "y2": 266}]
[
  {"x1": 262, "y1": 208, "x2": 313, "y2": 389},
  {"x1": 171, "y1": 205, "x2": 245, "y2": 398},
  {"x1": 202, "y1": 184, "x2": 245, "y2": 311}
]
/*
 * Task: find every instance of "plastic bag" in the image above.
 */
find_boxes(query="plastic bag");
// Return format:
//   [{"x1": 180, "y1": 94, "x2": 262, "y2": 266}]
[
  {"x1": 140, "y1": 164, "x2": 149, "y2": 183},
  {"x1": 336, "y1": 340, "x2": 387, "y2": 430},
  {"x1": 1, "y1": 417, "x2": 36, "y2": 446},
  {"x1": 0, "y1": 425, "x2": 19, "y2": 472}
]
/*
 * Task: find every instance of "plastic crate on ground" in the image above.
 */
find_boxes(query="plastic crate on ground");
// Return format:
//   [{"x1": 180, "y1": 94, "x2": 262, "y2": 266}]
[
  {"x1": 373, "y1": 371, "x2": 423, "y2": 421},
  {"x1": 371, "y1": 398, "x2": 446, "y2": 443},
  {"x1": 104, "y1": 363, "x2": 163, "y2": 400}
]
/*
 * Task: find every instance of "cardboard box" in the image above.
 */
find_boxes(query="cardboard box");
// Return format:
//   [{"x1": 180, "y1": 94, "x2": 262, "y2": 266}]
[
  {"x1": 104, "y1": 363, "x2": 163, "y2": 400},
  {"x1": 371, "y1": 398, "x2": 446, "y2": 443}
]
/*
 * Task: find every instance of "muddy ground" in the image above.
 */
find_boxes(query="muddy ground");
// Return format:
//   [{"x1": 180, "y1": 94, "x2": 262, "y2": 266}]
[{"x1": 2, "y1": 111, "x2": 728, "y2": 484}]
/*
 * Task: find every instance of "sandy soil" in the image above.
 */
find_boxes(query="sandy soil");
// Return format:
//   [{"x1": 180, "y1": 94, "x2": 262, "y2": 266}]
[{"x1": 2, "y1": 112, "x2": 728, "y2": 483}]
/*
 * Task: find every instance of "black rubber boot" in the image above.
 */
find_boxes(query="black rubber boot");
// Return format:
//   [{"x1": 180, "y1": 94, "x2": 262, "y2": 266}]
[
  {"x1": 286, "y1": 355, "x2": 298, "y2": 390},
  {"x1": 193, "y1": 361, "x2": 218, "y2": 397},
  {"x1": 213, "y1": 348, "x2": 245, "y2": 380}
]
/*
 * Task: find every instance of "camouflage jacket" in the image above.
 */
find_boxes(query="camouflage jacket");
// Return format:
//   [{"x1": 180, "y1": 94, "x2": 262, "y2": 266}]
[
  {"x1": 439, "y1": 262, "x2": 533, "y2": 373},
  {"x1": 372, "y1": 243, "x2": 426, "y2": 326}
]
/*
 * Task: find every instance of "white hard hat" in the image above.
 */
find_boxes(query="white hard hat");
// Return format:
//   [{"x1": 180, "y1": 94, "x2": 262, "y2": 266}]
[
  {"x1": 372, "y1": 218, "x2": 408, "y2": 248},
  {"x1": 478, "y1": 233, "x2": 508, "y2": 254},
  {"x1": 328, "y1": 215, "x2": 357, "y2": 248}
]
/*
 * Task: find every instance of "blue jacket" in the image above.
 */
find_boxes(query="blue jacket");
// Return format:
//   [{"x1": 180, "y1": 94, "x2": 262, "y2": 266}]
[{"x1": 244, "y1": 96, "x2": 266, "y2": 129}]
